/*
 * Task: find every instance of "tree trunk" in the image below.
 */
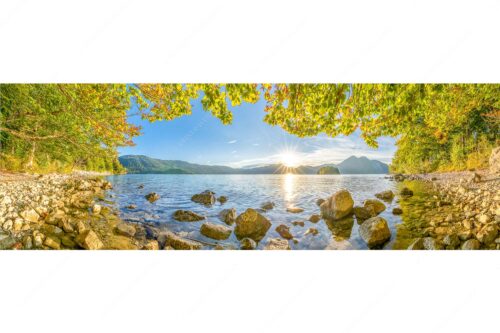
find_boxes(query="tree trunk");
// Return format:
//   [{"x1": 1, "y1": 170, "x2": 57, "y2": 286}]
[{"x1": 26, "y1": 141, "x2": 36, "y2": 169}]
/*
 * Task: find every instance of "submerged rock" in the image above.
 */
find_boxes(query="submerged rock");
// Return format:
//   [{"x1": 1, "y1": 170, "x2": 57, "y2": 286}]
[
  {"x1": 309, "y1": 214, "x2": 320, "y2": 223},
  {"x1": 239, "y1": 238, "x2": 257, "y2": 250},
  {"x1": 292, "y1": 221, "x2": 305, "y2": 227},
  {"x1": 375, "y1": 190, "x2": 394, "y2": 201},
  {"x1": 217, "y1": 196, "x2": 228, "y2": 204},
  {"x1": 126, "y1": 204, "x2": 137, "y2": 210},
  {"x1": 400, "y1": 187, "x2": 414, "y2": 197},
  {"x1": 275, "y1": 224, "x2": 293, "y2": 239},
  {"x1": 200, "y1": 222, "x2": 232, "y2": 240},
  {"x1": 191, "y1": 190, "x2": 216, "y2": 205},
  {"x1": 145, "y1": 192, "x2": 160, "y2": 203},
  {"x1": 219, "y1": 208, "x2": 237, "y2": 225},
  {"x1": 173, "y1": 210, "x2": 205, "y2": 222},
  {"x1": 305, "y1": 227, "x2": 318, "y2": 236},
  {"x1": 261, "y1": 201, "x2": 275, "y2": 210},
  {"x1": 392, "y1": 207, "x2": 403, "y2": 215},
  {"x1": 316, "y1": 198, "x2": 325, "y2": 206},
  {"x1": 264, "y1": 238, "x2": 290, "y2": 250},
  {"x1": 320, "y1": 189, "x2": 354, "y2": 220},
  {"x1": 286, "y1": 207, "x2": 304, "y2": 214},
  {"x1": 363, "y1": 199, "x2": 386, "y2": 215},
  {"x1": 234, "y1": 208, "x2": 271, "y2": 242},
  {"x1": 359, "y1": 216, "x2": 391, "y2": 248}
]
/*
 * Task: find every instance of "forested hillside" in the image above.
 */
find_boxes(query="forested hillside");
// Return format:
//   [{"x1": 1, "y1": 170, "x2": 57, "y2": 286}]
[{"x1": 1, "y1": 84, "x2": 498, "y2": 174}]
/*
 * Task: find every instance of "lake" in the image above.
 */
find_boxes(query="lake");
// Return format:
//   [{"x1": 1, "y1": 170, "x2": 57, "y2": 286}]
[{"x1": 105, "y1": 174, "x2": 428, "y2": 250}]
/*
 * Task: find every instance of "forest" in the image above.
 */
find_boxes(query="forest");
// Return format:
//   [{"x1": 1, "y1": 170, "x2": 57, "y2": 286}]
[{"x1": 0, "y1": 84, "x2": 498, "y2": 174}]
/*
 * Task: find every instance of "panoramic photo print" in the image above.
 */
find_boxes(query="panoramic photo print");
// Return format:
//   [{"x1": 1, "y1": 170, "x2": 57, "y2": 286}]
[{"x1": 0, "y1": 83, "x2": 498, "y2": 250}]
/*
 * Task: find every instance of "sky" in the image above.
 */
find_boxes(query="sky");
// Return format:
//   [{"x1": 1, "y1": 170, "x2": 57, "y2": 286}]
[{"x1": 119, "y1": 96, "x2": 397, "y2": 167}]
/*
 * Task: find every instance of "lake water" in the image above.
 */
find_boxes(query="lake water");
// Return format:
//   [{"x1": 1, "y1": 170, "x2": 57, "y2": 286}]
[{"x1": 105, "y1": 174, "x2": 427, "y2": 250}]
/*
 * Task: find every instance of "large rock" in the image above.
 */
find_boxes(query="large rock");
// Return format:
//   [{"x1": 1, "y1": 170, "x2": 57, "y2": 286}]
[
  {"x1": 309, "y1": 214, "x2": 321, "y2": 223},
  {"x1": 264, "y1": 238, "x2": 290, "y2": 250},
  {"x1": 353, "y1": 206, "x2": 374, "y2": 221},
  {"x1": 400, "y1": 187, "x2": 414, "y2": 197},
  {"x1": 422, "y1": 237, "x2": 444, "y2": 250},
  {"x1": 363, "y1": 199, "x2": 386, "y2": 215},
  {"x1": 359, "y1": 216, "x2": 391, "y2": 248},
  {"x1": 76, "y1": 230, "x2": 104, "y2": 250},
  {"x1": 490, "y1": 147, "x2": 500, "y2": 174},
  {"x1": 275, "y1": 224, "x2": 293, "y2": 239},
  {"x1": 173, "y1": 210, "x2": 205, "y2": 222},
  {"x1": 44, "y1": 236, "x2": 61, "y2": 250},
  {"x1": 375, "y1": 190, "x2": 394, "y2": 201},
  {"x1": 145, "y1": 192, "x2": 160, "y2": 203},
  {"x1": 320, "y1": 189, "x2": 354, "y2": 220},
  {"x1": 200, "y1": 223, "x2": 232, "y2": 240},
  {"x1": 219, "y1": 208, "x2": 237, "y2": 225},
  {"x1": 162, "y1": 231, "x2": 203, "y2": 250},
  {"x1": 234, "y1": 208, "x2": 271, "y2": 242},
  {"x1": 191, "y1": 190, "x2": 216, "y2": 205}
]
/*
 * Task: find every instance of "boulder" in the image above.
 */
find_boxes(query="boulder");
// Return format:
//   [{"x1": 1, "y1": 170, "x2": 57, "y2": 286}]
[
  {"x1": 309, "y1": 214, "x2": 320, "y2": 223},
  {"x1": 115, "y1": 223, "x2": 136, "y2": 237},
  {"x1": 392, "y1": 207, "x2": 403, "y2": 215},
  {"x1": 162, "y1": 231, "x2": 203, "y2": 250},
  {"x1": 145, "y1": 192, "x2": 160, "y2": 203},
  {"x1": 261, "y1": 201, "x2": 275, "y2": 210},
  {"x1": 234, "y1": 208, "x2": 271, "y2": 242},
  {"x1": 353, "y1": 206, "x2": 374, "y2": 221},
  {"x1": 363, "y1": 199, "x2": 386, "y2": 215},
  {"x1": 461, "y1": 239, "x2": 481, "y2": 250},
  {"x1": 320, "y1": 189, "x2": 354, "y2": 220},
  {"x1": 76, "y1": 230, "x2": 104, "y2": 250},
  {"x1": 217, "y1": 196, "x2": 228, "y2": 204},
  {"x1": 219, "y1": 208, "x2": 237, "y2": 225},
  {"x1": 476, "y1": 224, "x2": 498, "y2": 245},
  {"x1": 191, "y1": 190, "x2": 216, "y2": 205},
  {"x1": 264, "y1": 238, "x2": 290, "y2": 250},
  {"x1": 200, "y1": 223, "x2": 232, "y2": 240},
  {"x1": 489, "y1": 147, "x2": 500, "y2": 174},
  {"x1": 275, "y1": 224, "x2": 293, "y2": 239},
  {"x1": 375, "y1": 190, "x2": 394, "y2": 201},
  {"x1": 173, "y1": 210, "x2": 205, "y2": 222},
  {"x1": 240, "y1": 238, "x2": 257, "y2": 250},
  {"x1": 400, "y1": 187, "x2": 414, "y2": 197},
  {"x1": 286, "y1": 207, "x2": 304, "y2": 213},
  {"x1": 359, "y1": 216, "x2": 391, "y2": 248},
  {"x1": 316, "y1": 198, "x2": 325, "y2": 206}
]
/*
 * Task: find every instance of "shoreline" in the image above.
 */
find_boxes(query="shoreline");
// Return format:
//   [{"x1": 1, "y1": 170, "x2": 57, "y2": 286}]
[{"x1": 1, "y1": 169, "x2": 498, "y2": 250}]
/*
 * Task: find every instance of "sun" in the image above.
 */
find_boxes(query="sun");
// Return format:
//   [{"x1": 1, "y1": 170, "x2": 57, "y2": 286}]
[{"x1": 280, "y1": 151, "x2": 300, "y2": 168}]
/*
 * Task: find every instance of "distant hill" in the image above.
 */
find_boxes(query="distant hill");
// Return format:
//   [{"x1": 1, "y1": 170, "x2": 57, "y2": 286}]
[
  {"x1": 317, "y1": 166, "x2": 340, "y2": 175},
  {"x1": 337, "y1": 156, "x2": 389, "y2": 174},
  {"x1": 119, "y1": 155, "x2": 388, "y2": 174}
]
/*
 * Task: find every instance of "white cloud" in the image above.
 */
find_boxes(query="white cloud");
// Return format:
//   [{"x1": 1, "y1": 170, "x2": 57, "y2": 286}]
[{"x1": 227, "y1": 140, "x2": 237, "y2": 144}]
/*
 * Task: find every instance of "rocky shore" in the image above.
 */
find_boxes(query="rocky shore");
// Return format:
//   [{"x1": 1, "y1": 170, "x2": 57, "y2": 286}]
[{"x1": 0, "y1": 173, "x2": 161, "y2": 250}]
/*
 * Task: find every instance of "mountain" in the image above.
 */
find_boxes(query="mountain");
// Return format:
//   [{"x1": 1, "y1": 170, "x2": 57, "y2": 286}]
[
  {"x1": 119, "y1": 155, "x2": 388, "y2": 174},
  {"x1": 336, "y1": 156, "x2": 389, "y2": 174}
]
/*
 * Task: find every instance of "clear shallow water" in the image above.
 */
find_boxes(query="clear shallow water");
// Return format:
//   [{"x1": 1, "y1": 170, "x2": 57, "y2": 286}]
[{"x1": 105, "y1": 174, "x2": 413, "y2": 250}]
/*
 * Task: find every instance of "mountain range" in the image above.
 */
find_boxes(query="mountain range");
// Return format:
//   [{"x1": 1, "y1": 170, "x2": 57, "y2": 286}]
[{"x1": 119, "y1": 155, "x2": 389, "y2": 175}]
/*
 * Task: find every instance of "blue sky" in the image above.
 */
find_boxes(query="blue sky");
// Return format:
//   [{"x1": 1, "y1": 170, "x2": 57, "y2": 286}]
[{"x1": 119, "y1": 97, "x2": 397, "y2": 167}]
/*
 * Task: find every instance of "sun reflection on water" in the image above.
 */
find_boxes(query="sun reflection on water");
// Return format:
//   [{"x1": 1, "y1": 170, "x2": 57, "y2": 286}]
[{"x1": 283, "y1": 173, "x2": 296, "y2": 203}]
